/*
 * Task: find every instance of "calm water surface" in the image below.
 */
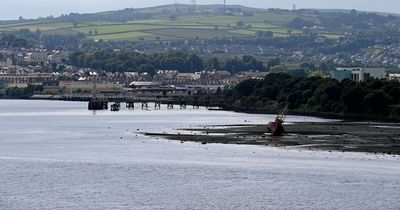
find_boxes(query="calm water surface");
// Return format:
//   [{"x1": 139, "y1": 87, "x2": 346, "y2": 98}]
[{"x1": 0, "y1": 100, "x2": 399, "y2": 209}]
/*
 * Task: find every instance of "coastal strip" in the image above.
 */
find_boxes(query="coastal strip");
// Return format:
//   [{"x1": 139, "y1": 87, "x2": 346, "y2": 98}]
[{"x1": 144, "y1": 122, "x2": 400, "y2": 155}]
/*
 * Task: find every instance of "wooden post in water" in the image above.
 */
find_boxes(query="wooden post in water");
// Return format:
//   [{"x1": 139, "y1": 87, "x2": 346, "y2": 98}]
[
  {"x1": 154, "y1": 101, "x2": 161, "y2": 110},
  {"x1": 93, "y1": 72, "x2": 97, "y2": 100},
  {"x1": 126, "y1": 99, "x2": 135, "y2": 109},
  {"x1": 193, "y1": 101, "x2": 200, "y2": 109},
  {"x1": 88, "y1": 71, "x2": 109, "y2": 110},
  {"x1": 142, "y1": 101, "x2": 148, "y2": 109},
  {"x1": 167, "y1": 101, "x2": 174, "y2": 109},
  {"x1": 180, "y1": 101, "x2": 186, "y2": 109},
  {"x1": 111, "y1": 102, "x2": 120, "y2": 112}
]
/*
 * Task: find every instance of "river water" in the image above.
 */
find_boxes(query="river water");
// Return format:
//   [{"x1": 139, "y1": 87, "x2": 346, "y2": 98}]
[{"x1": 0, "y1": 100, "x2": 399, "y2": 209}]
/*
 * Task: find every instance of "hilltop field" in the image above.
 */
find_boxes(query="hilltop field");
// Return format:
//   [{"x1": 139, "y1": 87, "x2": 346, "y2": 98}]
[{"x1": 0, "y1": 4, "x2": 334, "y2": 42}]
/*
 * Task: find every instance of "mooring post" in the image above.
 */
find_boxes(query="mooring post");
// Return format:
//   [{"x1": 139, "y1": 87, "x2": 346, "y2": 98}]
[
  {"x1": 126, "y1": 100, "x2": 135, "y2": 109},
  {"x1": 103, "y1": 99, "x2": 109, "y2": 110},
  {"x1": 193, "y1": 101, "x2": 200, "y2": 109},
  {"x1": 167, "y1": 101, "x2": 174, "y2": 109},
  {"x1": 155, "y1": 101, "x2": 161, "y2": 109},
  {"x1": 142, "y1": 101, "x2": 148, "y2": 109},
  {"x1": 219, "y1": 101, "x2": 226, "y2": 110},
  {"x1": 111, "y1": 102, "x2": 120, "y2": 112},
  {"x1": 180, "y1": 101, "x2": 186, "y2": 109}
]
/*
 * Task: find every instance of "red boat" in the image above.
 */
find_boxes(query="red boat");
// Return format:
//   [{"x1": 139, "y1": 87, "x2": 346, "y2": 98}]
[{"x1": 266, "y1": 108, "x2": 287, "y2": 136}]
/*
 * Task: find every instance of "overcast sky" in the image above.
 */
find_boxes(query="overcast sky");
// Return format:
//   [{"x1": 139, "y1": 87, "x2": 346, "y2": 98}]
[{"x1": 2, "y1": 0, "x2": 400, "y2": 20}]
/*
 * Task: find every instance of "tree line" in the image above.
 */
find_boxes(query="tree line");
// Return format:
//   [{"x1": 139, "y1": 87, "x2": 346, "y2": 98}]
[
  {"x1": 2, "y1": 85, "x2": 43, "y2": 98},
  {"x1": 220, "y1": 73, "x2": 400, "y2": 120},
  {"x1": 0, "y1": 29, "x2": 85, "y2": 50},
  {"x1": 69, "y1": 51, "x2": 267, "y2": 74}
]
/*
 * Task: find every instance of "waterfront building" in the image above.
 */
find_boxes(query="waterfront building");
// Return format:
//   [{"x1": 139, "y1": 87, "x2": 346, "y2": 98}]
[
  {"x1": 330, "y1": 68, "x2": 353, "y2": 81},
  {"x1": 59, "y1": 80, "x2": 124, "y2": 94},
  {"x1": 330, "y1": 67, "x2": 386, "y2": 82},
  {"x1": 388, "y1": 74, "x2": 400, "y2": 81},
  {"x1": 0, "y1": 73, "x2": 52, "y2": 84},
  {"x1": 129, "y1": 81, "x2": 162, "y2": 89}
]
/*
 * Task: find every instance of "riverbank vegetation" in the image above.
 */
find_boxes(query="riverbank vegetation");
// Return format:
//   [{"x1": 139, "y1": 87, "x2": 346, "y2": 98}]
[
  {"x1": 2, "y1": 85, "x2": 43, "y2": 98},
  {"x1": 217, "y1": 73, "x2": 400, "y2": 120}
]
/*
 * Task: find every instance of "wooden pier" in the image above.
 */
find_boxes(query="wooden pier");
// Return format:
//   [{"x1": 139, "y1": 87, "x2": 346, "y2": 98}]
[{"x1": 61, "y1": 95, "x2": 229, "y2": 111}]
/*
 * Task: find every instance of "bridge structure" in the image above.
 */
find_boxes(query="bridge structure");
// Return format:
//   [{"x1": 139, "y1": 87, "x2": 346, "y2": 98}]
[
  {"x1": 71, "y1": 74, "x2": 229, "y2": 111},
  {"x1": 61, "y1": 95, "x2": 230, "y2": 111}
]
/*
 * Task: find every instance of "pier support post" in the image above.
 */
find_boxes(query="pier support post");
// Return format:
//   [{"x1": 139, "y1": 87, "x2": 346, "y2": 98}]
[
  {"x1": 111, "y1": 102, "x2": 120, "y2": 111},
  {"x1": 180, "y1": 101, "x2": 186, "y2": 109},
  {"x1": 155, "y1": 101, "x2": 161, "y2": 109},
  {"x1": 126, "y1": 101, "x2": 135, "y2": 109},
  {"x1": 193, "y1": 101, "x2": 200, "y2": 109},
  {"x1": 88, "y1": 98, "x2": 109, "y2": 110},
  {"x1": 167, "y1": 102, "x2": 174, "y2": 109},
  {"x1": 142, "y1": 101, "x2": 148, "y2": 109}
]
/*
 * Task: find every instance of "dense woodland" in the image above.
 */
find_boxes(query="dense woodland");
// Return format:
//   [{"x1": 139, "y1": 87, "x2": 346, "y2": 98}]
[
  {"x1": 0, "y1": 29, "x2": 85, "y2": 50},
  {"x1": 288, "y1": 10, "x2": 400, "y2": 31},
  {"x1": 2, "y1": 85, "x2": 43, "y2": 98},
  {"x1": 218, "y1": 73, "x2": 400, "y2": 120}
]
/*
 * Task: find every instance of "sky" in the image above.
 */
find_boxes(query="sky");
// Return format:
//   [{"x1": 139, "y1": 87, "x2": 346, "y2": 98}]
[{"x1": 2, "y1": 0, "x2": 400, "y2": 20}]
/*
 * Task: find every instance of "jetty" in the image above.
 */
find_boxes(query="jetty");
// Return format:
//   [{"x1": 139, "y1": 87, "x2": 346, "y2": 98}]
[{"x1": 68, "y1": 95, "x2": 229, "y2": 111}]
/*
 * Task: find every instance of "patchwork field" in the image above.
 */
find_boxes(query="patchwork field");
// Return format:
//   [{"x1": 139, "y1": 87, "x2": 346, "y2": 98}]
[
  {"x1": 4, "y1": 21, "x2": 84, "y2": 31},
  {"x1": 145, "y1": 28, "x2": 250, "y2": 39},
  {"x1": 0, "y1": 9, "x2": 336, "y2": 41}
]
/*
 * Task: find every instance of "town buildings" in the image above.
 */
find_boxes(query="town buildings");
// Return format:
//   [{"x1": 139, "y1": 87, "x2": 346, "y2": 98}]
[
  {"x1": 0, "y1": 58, "x2": 13, "y2": 67},
  {"x1": 0, "y1": 73, "x2": 52, "y2": 84},
  {"x1": 0, "y1": 48, "x2": 69, "y2": 65}
]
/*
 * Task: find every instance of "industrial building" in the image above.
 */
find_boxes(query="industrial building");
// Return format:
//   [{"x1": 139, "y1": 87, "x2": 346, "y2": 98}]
[
  {"x1": 330, "y1": 67, "x2": 386, "y2": 82},
  {"x1": 59, "y1": 80, "x2": 124, "y2": 94}
]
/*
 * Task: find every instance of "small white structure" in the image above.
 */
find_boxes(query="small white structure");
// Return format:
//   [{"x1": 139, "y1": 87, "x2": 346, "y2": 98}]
[
  {"x1": 176, "y1": 73, "x2": 197, "y2": 81},
  {"x1": 0, "y1": 58, "x2": 12, "y2": 67},
  {"x1": 129, "y1": 81, "x2": 161, "y2": 89},
  {"x1": 388, "y1": 74, "x2": 400, "y2": 81},
  {"x1": 59, "y1": 80, "x2": 124, "y2": 94}
]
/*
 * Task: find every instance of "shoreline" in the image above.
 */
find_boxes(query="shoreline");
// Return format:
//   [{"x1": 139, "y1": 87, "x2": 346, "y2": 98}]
[
  {"x1": 225, "y1": 107, "x2": 400, "y2": 123},
  {"x1": 2, "y1": 98, "x2": 400, "y2": 155},
  {"x1": 1, "y1": 96, "x2": 399, "y2": 122},
  {"x1": 144, "y1": 122, "x2": 400, "y2": 155}
]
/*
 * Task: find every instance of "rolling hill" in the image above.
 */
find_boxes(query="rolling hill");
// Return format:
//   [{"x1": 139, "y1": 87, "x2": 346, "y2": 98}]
[{"x1": 0, "y1": 4, "x2": 317, "y2": 42}]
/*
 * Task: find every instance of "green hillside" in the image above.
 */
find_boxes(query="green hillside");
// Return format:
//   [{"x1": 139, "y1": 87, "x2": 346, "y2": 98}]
[{"x1": 0, "y1": 4, "x2": 329, "y2": 41}]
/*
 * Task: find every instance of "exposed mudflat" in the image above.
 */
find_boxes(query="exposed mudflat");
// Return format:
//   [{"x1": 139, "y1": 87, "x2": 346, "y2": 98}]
[{"x1": 145, "y1": 122, "x2": 400, "y2": 155}]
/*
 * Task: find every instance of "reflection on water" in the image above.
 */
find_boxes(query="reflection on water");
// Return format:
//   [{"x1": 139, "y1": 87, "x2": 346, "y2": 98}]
[{"x1": 0, "y1": 100, "x2": 399, "y2": 209}]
